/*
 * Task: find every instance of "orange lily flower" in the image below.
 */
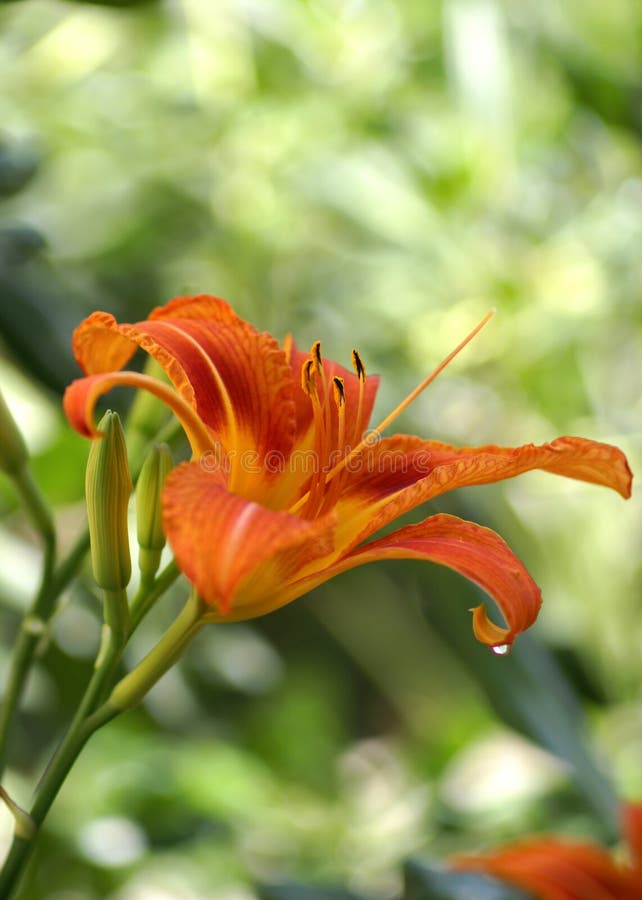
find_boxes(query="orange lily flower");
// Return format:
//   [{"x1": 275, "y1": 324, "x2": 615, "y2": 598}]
[
  {"x1": 452, "y1": 803, "x2": 642, "y2": 899},
  {"x1": 63, "y1": 295, "x2": 632, "y2": 650}
]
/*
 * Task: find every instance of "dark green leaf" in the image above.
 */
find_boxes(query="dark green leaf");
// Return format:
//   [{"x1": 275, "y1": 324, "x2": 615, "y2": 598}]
[
  {"x1": 0, "y1": 227, "x2": 46, "y2": 266},
  {"x1": 403, "y1": 859, "x2": 533, "y2": 900},
  {"x1": 0, "y1": 146, "x2": 38, "y2": 197}
]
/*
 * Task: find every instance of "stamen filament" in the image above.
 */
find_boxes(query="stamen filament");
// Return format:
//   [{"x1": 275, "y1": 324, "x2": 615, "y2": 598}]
[
  {"x1": 311, "y1": 340, "x2": 332, "y2": 439},
  {"x1": 322, "y1": 377, "x2": 347, "y2": 512},
  {"x1": 299, "y1": 357, "x2": 330, "y2": 517}
]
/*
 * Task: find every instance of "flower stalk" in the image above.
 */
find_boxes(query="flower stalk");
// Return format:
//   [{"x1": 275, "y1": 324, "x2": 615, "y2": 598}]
[
  {"x1": 0, "y1": 391, "x2": 57, "y2": 778},
  {"x1": 106, "y1": 590, "x2": 206, "y2": 715}
]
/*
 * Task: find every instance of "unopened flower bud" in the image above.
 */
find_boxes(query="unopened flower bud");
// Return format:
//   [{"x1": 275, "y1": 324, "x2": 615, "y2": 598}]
[
  {"x1": 136, "y1": 443, "x2": 172, "y2": 582},
  {"x1": 0, "y1": 388, "x2": 28, "y2": 476},
  {"x1": 86, "y1": 411, "x2": 132, "y2": 591}
]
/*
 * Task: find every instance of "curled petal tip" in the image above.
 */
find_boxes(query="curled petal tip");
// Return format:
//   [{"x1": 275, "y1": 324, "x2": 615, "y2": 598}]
[
  {"x1": 63, "y1": 380, "x2": 99, "y2": 439},
  {"x1": 471, "y1": 603, "x2": 512, "y2": 648}
]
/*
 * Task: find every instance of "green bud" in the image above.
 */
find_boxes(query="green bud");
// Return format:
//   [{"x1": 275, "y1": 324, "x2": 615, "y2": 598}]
[
  {"x1": 136, "y1": 443, "x2": 172, "y2": 582},
  {"x1": 0, "y1": 388, "x2": 28, "y2": 476},
  {"x1": 86, "y1": 411, "x2": 132, "y2": 591}
]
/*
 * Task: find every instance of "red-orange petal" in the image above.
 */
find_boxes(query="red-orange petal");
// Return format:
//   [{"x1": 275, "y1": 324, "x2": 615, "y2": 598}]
[
  {"x1": 162, "y1": 461, "x2": 336, "y2": 616},
  {"x1": 70, "y1": 295, "x2": 297, "y2": 476},
  {"x1": 453, "y1": 836, "x2": 642, "y2": 899},
  {"x1": 622, "y1": 804, "x2": 642, "y2": 874},
  {"x1": 285, "y1": 513, "x2": 542, "y2": 649},
  {"x1": 334, "y1": 435, "x2": 632, "y2": 551},
  {"x1": 63, "y1": 371, "x2": 216, "y2": 457}
]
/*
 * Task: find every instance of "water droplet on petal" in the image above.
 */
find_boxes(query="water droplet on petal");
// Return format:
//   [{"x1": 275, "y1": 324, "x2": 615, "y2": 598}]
[{"x1": 491, "y1": 643, "x2": 511, "y2": 656}]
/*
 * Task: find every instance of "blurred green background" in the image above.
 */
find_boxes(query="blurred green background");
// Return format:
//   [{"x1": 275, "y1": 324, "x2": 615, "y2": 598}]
[{"x1": 0, "y1": 0, "x2": 640, "y2": 898}]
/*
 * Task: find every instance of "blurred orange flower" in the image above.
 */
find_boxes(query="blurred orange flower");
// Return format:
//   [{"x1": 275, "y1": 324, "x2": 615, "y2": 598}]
[
  {"x1": 64, "y1": 295, "x2": 631, "y2": 649},
  {"x1": 452, "y1": 803, "x2": 642, "y2": 899}
]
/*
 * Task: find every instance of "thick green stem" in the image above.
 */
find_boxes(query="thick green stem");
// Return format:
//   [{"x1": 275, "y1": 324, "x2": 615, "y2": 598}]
[{"x1": 108, "y1": 591, "x2": 205, "y2": 714}]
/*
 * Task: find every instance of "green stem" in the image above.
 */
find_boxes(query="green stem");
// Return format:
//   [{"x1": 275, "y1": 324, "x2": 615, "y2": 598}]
[
  {"x1": 129, "y1": 560, "x2": 180, "y2": 632},
  {"x1": 0, "y1": 591, "x2": 203, "y2": 898},
  {"x1": 48, "y1": 529, "x2": 90, "y2": 602},
  {"x1": 0, "y1": 468, "x2": 56, "y2": 779},
  {"x1": 0, "y1": 530, "x2": 89, "y2": 781},
  {"x1": 105, "y1": 590, "x2": 205, "y2": 718},
  {"x1": 0, "y1": 630, "x2": 120, "y2": 899},
  {"x1": 12, "y1": 467, "x2": 55, "y2": 549}
]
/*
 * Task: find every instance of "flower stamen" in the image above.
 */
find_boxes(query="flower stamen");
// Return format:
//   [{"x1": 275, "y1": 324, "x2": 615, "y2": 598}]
[
  {"x1": 299, "y1": 357, "x2": 329, "y2": 517},
  {"x1": 321, "y1": 376, "x2": 347, "y2": 512},
  {"x1": 326, "y1": 309, "x2": 495, "y2": 484},
  {"x1": 351, "y1": 349, "x2": 367, "y2": 444}
]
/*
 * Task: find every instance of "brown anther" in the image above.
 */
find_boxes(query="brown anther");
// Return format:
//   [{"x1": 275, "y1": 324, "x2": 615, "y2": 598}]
[
  {"x1": 332, "y1": 376, "x2": 345, "y2": 407},
  {"x1": 301, "y1": 359, "x2": 317, "y2": 396},
  {"x1": 351, "y1": 349, "x2": 366, "y2": 381},
  {"x1": 311, "y1": 340, "x2": 323, "y2": 372}
]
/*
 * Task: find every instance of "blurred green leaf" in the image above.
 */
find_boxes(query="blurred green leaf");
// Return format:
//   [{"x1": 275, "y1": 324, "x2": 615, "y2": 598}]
[
  {"x1": 403, "y1": 859, "x2": 532, "y2": 900},
  {"x1": 0, "y1": 227, "x2": 47, "y2": 266},
  {"x1": 0, "y1": 0, "x2": 159, "y2": 6},
  {"x1": 0, "y1": 146, "x2": 38, "y2": 197},
  {"x1": 69, "y1": 0, "x2": 158, "y2": 5},
  {"x1": 0, "y1": 268, "x2": 83, "y2": 393},
  {"x1": 258, "y1": 883, "x2": 373, "y2": 900},
  {"x1": 416, "y1": 571, "x2": 619, "y2": 838}
]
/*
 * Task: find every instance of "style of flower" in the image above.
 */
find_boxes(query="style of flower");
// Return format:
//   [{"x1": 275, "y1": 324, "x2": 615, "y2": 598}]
[
  {"x1": 63, "y1": 295, "x2": 632, "y2": 650},
  {"x1": 452, "y1": 803, "x2": 642, "y2": 899}
]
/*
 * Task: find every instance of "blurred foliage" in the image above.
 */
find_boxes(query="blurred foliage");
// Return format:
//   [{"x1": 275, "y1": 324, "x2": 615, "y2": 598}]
[
  {"x1": 0, "y1": 0, "x2": 640, "y2": 898},
  {"x1": 403, "y1": 859, "x2": 531, "y2": 900}
]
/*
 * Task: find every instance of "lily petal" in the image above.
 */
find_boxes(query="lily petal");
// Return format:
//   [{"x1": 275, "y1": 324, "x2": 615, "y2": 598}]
[
  {"x1": 162, "y1": 461, "x2": 336, "y2": 616},
  {"x1": 334, "y1": 435, "x2": 633, "y2": 550},
  {"x1": 453, "y1": 837, "x2": 641, "y2": 899},
  {"x1": 284, "y1": 513, "x2": 542, "y2": 649},
  {"x1": 71, "y1": 295, "x2": 297, "y2": 475},
  {"x1": 622, "y1": 804, "x2": 642, "y2": 874},
  {"x1": 63, "y1": 371, "x2": 216, "y2": 458}
]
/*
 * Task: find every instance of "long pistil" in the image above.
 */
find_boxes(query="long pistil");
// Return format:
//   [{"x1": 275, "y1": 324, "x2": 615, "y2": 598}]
[{"x1": 325, "y1": 309, "x2": 495, "y2": 483}]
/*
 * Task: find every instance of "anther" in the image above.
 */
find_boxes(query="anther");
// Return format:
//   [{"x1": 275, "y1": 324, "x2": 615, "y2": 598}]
[
  {"x1": 301, "y1": 359, "x2": 317, "y2": 396},
  {"x1": 311, "y1": 340, "x2": 323, "y2": 372},
  {"x1": 332, "y1": 376, "x2": 345, "y2": 407},
  {"x1": 351, "y1": 350, "x2": 366, "y2": 381}
]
